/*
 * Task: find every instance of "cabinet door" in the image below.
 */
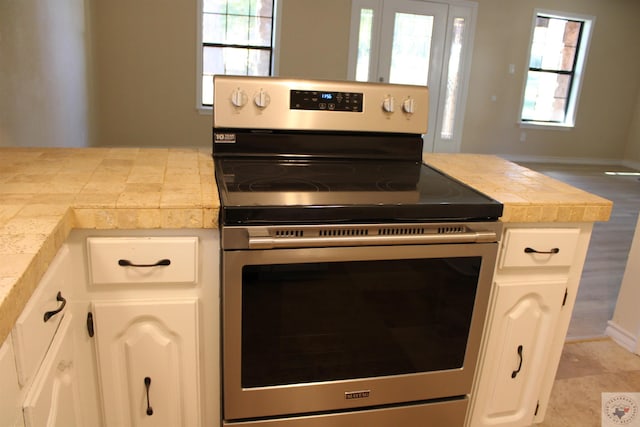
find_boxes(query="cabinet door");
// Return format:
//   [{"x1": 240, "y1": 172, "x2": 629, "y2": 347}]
[
  {"x1": 93, "y1": 299, "x2": 200, "y2": 427},
  {"x1": 22, "y1": 314, "x2": 82, "y2": 427},
  {"x1": 469, "y1": 280, "x2": 565, "y2": 427},
  {"x1": 0, "y1": 339, "x2": 23, "y2": 427}
]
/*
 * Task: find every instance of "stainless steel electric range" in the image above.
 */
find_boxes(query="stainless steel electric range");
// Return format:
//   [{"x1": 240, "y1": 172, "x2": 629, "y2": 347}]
[{"x1": 213, "y1": 76, "x2": 503, "y2": 427}]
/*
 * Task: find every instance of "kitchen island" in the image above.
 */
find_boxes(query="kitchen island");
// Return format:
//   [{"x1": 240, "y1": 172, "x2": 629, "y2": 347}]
[{"x1": 0, "y1": 147, "x2": 612, "y2": 427}]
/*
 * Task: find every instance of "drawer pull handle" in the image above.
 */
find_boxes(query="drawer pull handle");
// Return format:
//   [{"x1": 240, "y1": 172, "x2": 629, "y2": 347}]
[
  {"x1": 511, "y1": 345, "x2": 524, "y2": 378},
  {"x1": 118, "y1": 259, "x2": 171, "y2": 268},
  {"x1": 144, "y1": 377, "x2": 153, "y2": 416},
  {"x1": 43, "y1": 291, "x2": 67, "y2": 322},
  {"x1": 524, "y1": 247, "x2": 560, "y2": 255}
]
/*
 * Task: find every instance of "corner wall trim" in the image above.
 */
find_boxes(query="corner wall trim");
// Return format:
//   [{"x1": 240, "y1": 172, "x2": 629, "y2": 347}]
[{"x1": 605, "y1": 320, "x2": 638, "y2": 354}]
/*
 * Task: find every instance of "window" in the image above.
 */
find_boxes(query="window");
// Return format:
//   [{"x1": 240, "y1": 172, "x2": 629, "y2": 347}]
[
  {"x1": 520, "y1": 10, "x2": 594, "y2": 127},
  {"x1": 201, "y1": 0, "x2": 275, "y2": 106}
]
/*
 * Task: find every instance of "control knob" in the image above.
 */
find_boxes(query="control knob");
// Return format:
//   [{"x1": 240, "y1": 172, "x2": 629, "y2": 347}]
[
  {"x1": 254, "y1": 89, "x2": 271, "y2": 109},
  {"x1": 230, "y1": 88, "x2": 248, "y2": 108},
  {"x1": 382, "y1": 95, "x2": 395, "y2": 113},
  {"x1": 402, "y1": 98, "x2": 416, "y2": 114}
]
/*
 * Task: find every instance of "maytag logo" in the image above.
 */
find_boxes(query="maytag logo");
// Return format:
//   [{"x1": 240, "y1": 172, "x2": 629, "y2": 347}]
[
  {"x1": 345, "y1": 390, "x2": 370, "y2": 400},
  {"x1": 214, "y1": 133, "x2": 236, "y2": 143}
]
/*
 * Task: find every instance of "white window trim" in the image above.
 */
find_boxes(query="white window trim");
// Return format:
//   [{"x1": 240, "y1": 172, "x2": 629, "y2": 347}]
[
  {"x1": 195, "y1": 0, "x2": 280, "y2": 115},
  {"x1": 518, "y1": 9, "x2": 595, "y2": 129}
]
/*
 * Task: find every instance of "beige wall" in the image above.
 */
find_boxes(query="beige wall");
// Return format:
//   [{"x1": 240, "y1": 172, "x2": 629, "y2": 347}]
[
  {"x1": 3, "y1": 0, "x2": 639, "y2": 161},
  {"x1": 462, "y1": 0, "x2": 640, "y2": 160},
  {"x1": 90, "y1": 0, "x2": 210, "y2": 148},
  {"x1": 624, "y1": 89, "x2": 640, "y2": 164},
  {"x1": 0, "y1": 0, "x2": 91, "y2": 147},
  {"x1": 277, "y1": 0, "x2": 351, "y2": 80}
]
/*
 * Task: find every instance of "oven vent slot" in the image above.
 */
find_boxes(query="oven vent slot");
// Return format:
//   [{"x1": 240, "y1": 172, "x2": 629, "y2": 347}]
[
  {"x1": 274, "y1": 229, "x2": 304, "y2": 238},
  {"x1": 437, "y1": 226, "x2": 468, "y2": 234},
  {"x1": 318, "y1": 229, "x2": 369, "y2": 237},
  {"x1": 379, "y1": 227, "x2": 427, "y2": 236}
]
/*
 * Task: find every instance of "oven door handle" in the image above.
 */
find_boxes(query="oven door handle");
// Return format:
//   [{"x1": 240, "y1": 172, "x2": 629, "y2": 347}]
[{"x1": 248, "y1": 230, "x2": 498, "y2": 249}]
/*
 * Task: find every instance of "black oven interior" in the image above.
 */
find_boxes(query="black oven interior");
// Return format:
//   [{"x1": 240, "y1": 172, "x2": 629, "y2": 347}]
[{"x1": 241, "y1": 255, "x2": 481, "y2": 388}]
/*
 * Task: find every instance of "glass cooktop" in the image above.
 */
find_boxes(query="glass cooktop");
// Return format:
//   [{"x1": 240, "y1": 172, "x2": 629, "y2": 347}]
[{"x1": 215, "y1": 158, "x2": 503, "y2": 225}]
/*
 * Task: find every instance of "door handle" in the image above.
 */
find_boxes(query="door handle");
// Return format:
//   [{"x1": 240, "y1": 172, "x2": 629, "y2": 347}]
[
  {"x1": 118, "y1": 259, "x2": 171, "y2": 268},
  {"x1": 511, "y1": 345, "x2": 524, "y2": 378},
  {"x1": 43, "y1": 291, "x2": 67, "y2": 322},
  {"x1": 524, "y1": 247, "x2": 559, "y2": 255},
  {"x1": 144, "y1": 377, "x2": 153, "y2": 416}
]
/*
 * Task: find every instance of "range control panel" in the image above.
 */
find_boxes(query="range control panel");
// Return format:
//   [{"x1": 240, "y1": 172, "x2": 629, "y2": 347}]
[{"x1": 213, "y1": 75, "x2": 429, "y2": 134}]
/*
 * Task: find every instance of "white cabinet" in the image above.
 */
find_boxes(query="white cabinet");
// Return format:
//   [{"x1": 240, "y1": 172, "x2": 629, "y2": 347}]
[
  {"x1": 469, "y1": 280, "x2": 565, "y2": 426},
  {"x1": 468, "y1": 224, "x2": 592, "y2": 427},
  {"x1": 92, "y1": 299, "x2": 201, "y2": 427},
  {"x1": 22, "y1": 314, "x2": 84, "y2": 427},
  {"x1": 77, "y1": 231, "x2": 221, "y2": 427},
  {"x1": 0, "y1": 339, "x2": 23, "y2": 427}
]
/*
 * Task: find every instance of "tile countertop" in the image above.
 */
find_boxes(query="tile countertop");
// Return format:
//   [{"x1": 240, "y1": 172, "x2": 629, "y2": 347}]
[
  {"x1": 0, "y1": 147, "x2": 219, "y2": 344},
  {"x1": 0, "y1": 148, "x2": 612, "y2": 345},
  {"x1": 424, "y1": 153, "x2": 612, "y2": 223}
]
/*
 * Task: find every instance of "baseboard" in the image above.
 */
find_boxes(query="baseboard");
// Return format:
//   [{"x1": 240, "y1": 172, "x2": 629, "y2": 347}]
[
  {"x1": 497, "y1": 154, "x2": 626, "y2": 166},
  {"x1": 605, "y1": 320, "x2": 638, "y2": 353}
]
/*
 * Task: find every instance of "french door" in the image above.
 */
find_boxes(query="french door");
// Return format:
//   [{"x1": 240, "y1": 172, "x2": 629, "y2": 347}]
[{"x1": 348, "y1": 0, "x2": 477, "y2": 153}]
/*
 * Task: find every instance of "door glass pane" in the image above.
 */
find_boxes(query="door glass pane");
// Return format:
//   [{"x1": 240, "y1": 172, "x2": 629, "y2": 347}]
[
  {"x1": 355, "y1": 9, "x2": 374, "y2": 82},
  {"x1": 441, "y1": 17, "x2": 466, "y2": 140},
  {"x1": 389, "y1": 13, "x2": 434, "y2": 86},
  {"x1": 241, "y1": 256, "x2": 482, "y2": 388}
]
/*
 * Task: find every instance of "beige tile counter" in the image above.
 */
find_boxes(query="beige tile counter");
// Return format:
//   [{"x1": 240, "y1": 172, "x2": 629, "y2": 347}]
[
  {"x1": 0, "y1": 149, "x2": 613, "y2": 346},
  {"x1": 424, "y1": 153, "x2": 612, "y2": 223},
  {"x1": 0, "y1": 147, "x2": 219, "y2": 344}
]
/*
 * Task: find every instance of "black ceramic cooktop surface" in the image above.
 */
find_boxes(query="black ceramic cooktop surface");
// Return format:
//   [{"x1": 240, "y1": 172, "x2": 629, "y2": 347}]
[{"x1": 215, "y1": 158, "x2": 503, "y2": 225}]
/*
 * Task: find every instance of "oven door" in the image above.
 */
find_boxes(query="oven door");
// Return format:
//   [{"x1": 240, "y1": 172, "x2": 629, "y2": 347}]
[{"x1": 222, "y1": 242, "x2": 497, "y2": 421}]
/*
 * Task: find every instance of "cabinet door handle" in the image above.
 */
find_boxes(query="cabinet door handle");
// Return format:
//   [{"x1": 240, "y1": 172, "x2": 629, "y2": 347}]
[
  {"x1": 43, "y1": 291, "x2": 67, "y2": 322},
  {"x1": 118, "y1": 258, "x2": 171, "y2": 268},
  {"x1": 511, "y1": 345, "x2": 524, "y2": 378},
  {"x1": 144, "y1": 377, "x2": 154, "y2": 416},
  {"x1": 524, "y1": 247, "x2": 560, "y2": 255}
]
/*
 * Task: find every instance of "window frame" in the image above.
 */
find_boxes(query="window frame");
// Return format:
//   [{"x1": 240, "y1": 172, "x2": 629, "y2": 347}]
[
  {"x1": 196, "y1": 0, "x2": 278, "y2": 113},
  {"x1": 519, "y1": 9, "x2": 595, "y2": 129}
]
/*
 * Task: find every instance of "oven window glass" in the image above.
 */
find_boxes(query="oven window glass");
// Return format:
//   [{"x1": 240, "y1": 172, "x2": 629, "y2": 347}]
[{"x1": 241, "y1": 256, "x2": 482, "y2": 388}]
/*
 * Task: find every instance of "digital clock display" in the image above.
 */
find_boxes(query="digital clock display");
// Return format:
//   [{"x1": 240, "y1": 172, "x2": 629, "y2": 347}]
[{"x1": 290, "y1": 90, "x2": 363, "y2": 112}]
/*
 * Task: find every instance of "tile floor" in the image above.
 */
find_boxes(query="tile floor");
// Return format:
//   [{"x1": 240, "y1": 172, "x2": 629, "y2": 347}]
[{"x1": 540, "y1": 338, "x2": 640, "y2": 426}]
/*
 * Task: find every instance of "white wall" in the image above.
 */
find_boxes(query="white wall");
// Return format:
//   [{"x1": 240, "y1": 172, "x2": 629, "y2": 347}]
[
  {"x1": 607, "y1": 215, "x2": 640, "y2": 354},
  {"x1": 0, "y1": 0, "x2": 91, "y2": 147}
]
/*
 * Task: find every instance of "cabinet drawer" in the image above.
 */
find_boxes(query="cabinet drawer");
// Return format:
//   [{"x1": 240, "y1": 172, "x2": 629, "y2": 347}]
[
  {"x1": 87, "y1": 237, "x2": 198, "y2": 285},
  {"x1": 499, "y1": 228, "x2": 580, "y2": 269},
  {"x1": 12, "y1": 245, "x2": 72, "y2": 387}
]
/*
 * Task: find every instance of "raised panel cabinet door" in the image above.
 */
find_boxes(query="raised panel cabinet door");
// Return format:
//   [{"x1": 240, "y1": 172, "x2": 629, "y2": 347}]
[
  {"x1": 469, "y1": 280, "x2": 565, "y2": 427},
  {"x1": 93, "y1": 299, "x2": 200, "y2": 427},
  {"x1": 22, "y1": 313, "x2": 82, "y2": 427}
]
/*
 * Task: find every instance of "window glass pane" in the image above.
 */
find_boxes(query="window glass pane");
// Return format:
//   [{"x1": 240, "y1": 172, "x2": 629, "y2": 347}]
[
  {"x1": 522, "y1": 70, "x2": 571, "y2": 122},
  {"x1": 441, "y1": 18, "x2": 466, "y2": 140},
  {"x1": 204, "y1": 0, "x2": 227, "y2": 13},
  {"x1": 249, "y1": 16, "x2": 272, "y2": 47},
  {"x1": 247, "y1": 49, "x2": 271, "y2": 75},
  {"x1": 203, "y1": 13, "x2": 226, "y2": 44},
  {"x1": 530, "y1": 16, "x2": 580, "y2": 72},
  {"x1": 226, "y1": 15, "x2": 250, "y2": 45},
  {"x1": 389, "y1": 13, "x2": 433, "y2": 86},
  {"x1": 228, "y1": 0, "x2": 250, "y2": 15},
  {"x1": 250, "y1": 0, "x2": 273, "y2": 17},
  {"x1": 355, "y1": 9, "x2": 374, "y2": 82},
  {"x1": 202, "y1": 76, "x2": 214, "y2": 105}
]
